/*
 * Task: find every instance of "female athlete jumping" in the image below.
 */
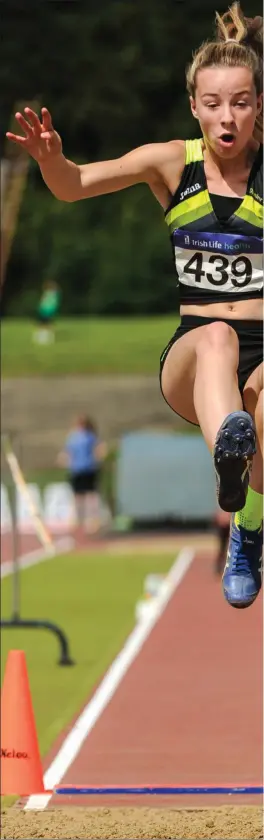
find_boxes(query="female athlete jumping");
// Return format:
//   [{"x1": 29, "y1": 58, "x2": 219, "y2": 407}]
[{"x1": 7, "y1": 3, "x2": 263, "y2": 608}]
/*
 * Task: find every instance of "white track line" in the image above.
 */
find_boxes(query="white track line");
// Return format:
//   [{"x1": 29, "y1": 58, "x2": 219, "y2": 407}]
[
  {"x1": 1, "y1": 536, "x2": 75, "y2": 578},
  {"x1": 25, "y1": 545, "x2": 194, "y2": 811}
]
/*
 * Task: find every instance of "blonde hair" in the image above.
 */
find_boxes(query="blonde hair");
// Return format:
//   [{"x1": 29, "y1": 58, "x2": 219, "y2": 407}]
[{"x1": 186, "y1": 3, "x2": 263, "y2": 142}]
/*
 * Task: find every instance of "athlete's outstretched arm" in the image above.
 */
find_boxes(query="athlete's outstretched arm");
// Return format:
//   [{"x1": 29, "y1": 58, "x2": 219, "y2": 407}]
[{"x1": 6, "y1": 106, "x2": 181, "y2": 203}]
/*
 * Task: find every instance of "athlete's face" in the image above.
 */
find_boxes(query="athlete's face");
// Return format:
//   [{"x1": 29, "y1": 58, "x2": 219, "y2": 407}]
[{"x1": 190, "y1": 66, "x2": 262, "y2": 157}]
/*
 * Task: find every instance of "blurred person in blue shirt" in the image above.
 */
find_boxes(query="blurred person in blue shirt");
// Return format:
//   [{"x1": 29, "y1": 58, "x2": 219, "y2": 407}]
[{"x1": 58, "y1": 415, "x2": 107, "y2": 538}]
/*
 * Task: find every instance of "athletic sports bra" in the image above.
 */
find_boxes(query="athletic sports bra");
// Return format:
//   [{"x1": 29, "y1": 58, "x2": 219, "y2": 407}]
[
  {"x1": 164, "y1": 139, "x2": 263, "y2": 304},
  {"x1": 210, "y1": 194, "x2": 242, "y2": 224}
]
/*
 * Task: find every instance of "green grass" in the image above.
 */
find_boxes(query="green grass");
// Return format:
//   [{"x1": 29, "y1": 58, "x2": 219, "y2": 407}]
[
  {"x1": 1, "y1": 550, "x2": 174, "y2": 758},
  {"x1": 1, "y1": 317, "x2": 179, "y2": 376}
]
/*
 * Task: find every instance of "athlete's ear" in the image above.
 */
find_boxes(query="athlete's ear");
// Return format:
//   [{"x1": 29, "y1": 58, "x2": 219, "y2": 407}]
[{"x1": 189, "y1": 96, "x2": 199, "y2": 120}]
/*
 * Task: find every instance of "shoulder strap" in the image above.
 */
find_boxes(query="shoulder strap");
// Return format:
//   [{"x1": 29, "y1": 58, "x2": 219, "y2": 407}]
[{"x1": 185, "y1": 138, "x2": 203, "y2": 165}]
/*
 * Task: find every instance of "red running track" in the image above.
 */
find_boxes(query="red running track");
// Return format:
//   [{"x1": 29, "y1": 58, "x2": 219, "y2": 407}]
[
  {"x1": 43, "y1": 550, "x2": 262, "y2": 809},
  {"x1": 0, "y1": 531, "x2": 48, "y2": 565}
]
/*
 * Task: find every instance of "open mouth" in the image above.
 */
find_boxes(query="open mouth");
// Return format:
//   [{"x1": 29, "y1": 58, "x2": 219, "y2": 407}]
[{"x1": 219, "y1": 133, "x2": 235, "y2": 145}]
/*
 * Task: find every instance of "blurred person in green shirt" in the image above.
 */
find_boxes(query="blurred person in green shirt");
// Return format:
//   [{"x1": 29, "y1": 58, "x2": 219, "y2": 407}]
[{"x1": 33, "y1": 280, "x2": 60, "y2": 344}]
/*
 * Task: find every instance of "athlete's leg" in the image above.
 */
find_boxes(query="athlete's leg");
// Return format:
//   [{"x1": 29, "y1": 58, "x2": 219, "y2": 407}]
[
  {"x1": 213, "y1": 508, "x2": 231, "y2": 576},
  {"x1": 243, "y1": 362, "x2": 263, "y2": 467},
  {"x1": 193, "y1": 321, "x2": 243, "y2": 446},
  {"x1": 161, "y1": 320, "x2": 255, "y2": 512},
  {"x1": 193, "y1": 322, "x2": 255, "y2": 511},
  {"x1": 161, "y1": 320, "x2": 242, "y2": 443},
  {"x1": 222, "y1": 363, "x2": 263, "y2": 608}
]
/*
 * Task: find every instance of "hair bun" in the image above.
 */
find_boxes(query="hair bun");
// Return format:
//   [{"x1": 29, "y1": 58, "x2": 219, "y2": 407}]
[
  {"x1": 216, "y1": 3, "x2": 263, "y2": 54},
  {"x1": 243, "y1": 14, "x2": 263, "y2": 56}
]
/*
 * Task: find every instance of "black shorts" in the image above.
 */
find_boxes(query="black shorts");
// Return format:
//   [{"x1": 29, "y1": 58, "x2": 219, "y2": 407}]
[
  {"x1": 160, "y1": 315, "x2": 263, "y2": 424},
  {"x1": 69, "y1": 469, "x2": 99, "y2": 495}
]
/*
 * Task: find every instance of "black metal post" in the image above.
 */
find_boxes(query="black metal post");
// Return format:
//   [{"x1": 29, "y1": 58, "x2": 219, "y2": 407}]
[{"x1": 0, "y1": 618, "x2": 75, "y2": 666}]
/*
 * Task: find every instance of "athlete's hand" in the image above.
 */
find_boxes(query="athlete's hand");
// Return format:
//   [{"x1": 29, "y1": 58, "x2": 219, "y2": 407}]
[{"x1": 6, "y1": 107, "x2": 62, "y2": 163}]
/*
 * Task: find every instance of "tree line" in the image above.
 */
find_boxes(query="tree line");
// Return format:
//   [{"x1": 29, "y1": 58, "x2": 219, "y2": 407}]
[{"x1": 1, "y1": 0, "x2": 261, "y2": 316}]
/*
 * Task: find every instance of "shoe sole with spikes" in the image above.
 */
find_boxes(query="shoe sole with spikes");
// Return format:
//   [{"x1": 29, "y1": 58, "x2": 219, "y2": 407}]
[{"x1": 213, "y1": 411, "x2": 256, "y2": 513}]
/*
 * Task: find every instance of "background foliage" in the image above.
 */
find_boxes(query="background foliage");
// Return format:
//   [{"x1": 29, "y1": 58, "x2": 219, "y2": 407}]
[{"x1": 1, "y1": 0, "x2": 261, "y2": 316}]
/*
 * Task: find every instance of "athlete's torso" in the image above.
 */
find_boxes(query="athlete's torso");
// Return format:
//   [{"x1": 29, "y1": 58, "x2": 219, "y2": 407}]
[{"x1": 163, "y1": 139, "x2": 263, "y2": 319}]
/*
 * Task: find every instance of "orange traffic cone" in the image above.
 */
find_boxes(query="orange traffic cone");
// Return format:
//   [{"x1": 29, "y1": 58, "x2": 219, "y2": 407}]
[{"x1": 1, "y1": 650, "x2": 45, "y2": 795}]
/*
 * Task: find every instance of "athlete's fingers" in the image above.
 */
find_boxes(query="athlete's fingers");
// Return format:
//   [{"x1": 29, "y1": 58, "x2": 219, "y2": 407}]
[
  {"x1": 24, "y1": 107, "x2": 42, "y2": 133},
  {"x1": 41, "y1": 108, "x2": 53, "y2": 132},
  {"x1": 14, "y1": 111, "x2": 33, "y2": 136},
  {"x1": 40, "y1": 131, "x2": 54, "y2": 140},
  {"x1": 6, "y1": 132, "x2": 28, "y2": 146}
]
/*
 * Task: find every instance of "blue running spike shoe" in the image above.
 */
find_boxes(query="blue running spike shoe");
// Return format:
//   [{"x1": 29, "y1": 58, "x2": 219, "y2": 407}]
[
  {"x1": 222, "y1": 516, "x2": 263, "y2": 608},
  {"x1": 213, "y1": 411, "x2": 256, "y2": 512}
]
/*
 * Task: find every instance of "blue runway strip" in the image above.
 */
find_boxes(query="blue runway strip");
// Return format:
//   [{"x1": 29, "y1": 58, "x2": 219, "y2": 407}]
[{"x1": 55, "y1": 785, "x2": 264, "y2": 796}]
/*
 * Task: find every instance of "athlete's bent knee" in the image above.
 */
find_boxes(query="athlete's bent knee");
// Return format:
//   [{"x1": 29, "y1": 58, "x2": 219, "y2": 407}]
[
  {"x1": 256, "y1": 389, "x2": 264, "y2": 428},
  {"x1": 196, "y1": 321, "x2": 238, "y2": 356}
]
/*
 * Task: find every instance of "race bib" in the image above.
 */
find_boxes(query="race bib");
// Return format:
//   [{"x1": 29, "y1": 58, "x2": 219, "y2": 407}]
[{"x1": 173, "y1": 230, "x2": 263, "y2": 293}]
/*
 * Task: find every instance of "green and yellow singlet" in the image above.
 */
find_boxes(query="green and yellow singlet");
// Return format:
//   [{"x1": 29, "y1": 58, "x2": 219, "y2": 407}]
[{"x1": 164, "y1": 139, "x2": 263, "y2": 304}]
